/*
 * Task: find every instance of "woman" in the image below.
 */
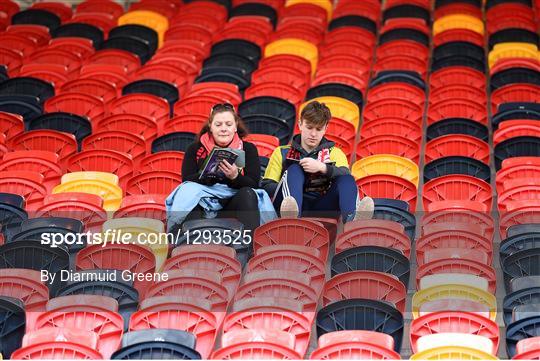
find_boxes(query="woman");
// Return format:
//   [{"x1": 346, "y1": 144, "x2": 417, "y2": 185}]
[{"x1": 166, "y1": 103, "x2": 273, "y2": 235}]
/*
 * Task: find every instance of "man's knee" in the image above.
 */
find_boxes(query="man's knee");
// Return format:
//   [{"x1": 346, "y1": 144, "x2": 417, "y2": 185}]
[
  {"x1": 286, "y1": 163, "x2": 305, "y2": 178},
  {"x1": 237, "y1": 187, "x2": 258, "y2": 206},
  {"x1": 334, "y1": 174, "x2": 357, "y2": 188}
]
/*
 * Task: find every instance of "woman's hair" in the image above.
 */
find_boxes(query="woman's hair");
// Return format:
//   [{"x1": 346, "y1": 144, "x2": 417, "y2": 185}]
[{"x1": 197, "y1": 104, "x2": 249, "y2": 140}]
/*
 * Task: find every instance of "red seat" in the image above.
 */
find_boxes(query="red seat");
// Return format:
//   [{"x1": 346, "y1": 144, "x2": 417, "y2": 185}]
[
  {"x1": 156, "y1": 41, "x2": 207, "y2": 63},
  {"x1": 8, "y1": 129, "x2": 78, "y2": 164},
  {"x1": 325, "y1": 27, "x2": 376, "y2": 48},
  {"x1": 82, "y1": 131, "x2": 146, "y2": 165},
  {"x1": 322, "y1": 271, "x2": 406, "y2": 312},
  {"x1": 423, "y1": 175, "x2": 492, "y2": 211},
  {"x1": 259, "y1": 54, "x2": 311, "y2": 78},
  {"x1": 28, "y1": 48, "x2": 82, "y2": 74},
  {"x1": 422, "y1": 248, "x2": 489, "y2": 266},
  {"x1": 217, "y1": 24, "x2": 268, "y2": 48},
  {"x1": 318, "y1": 54, "x2": 370, "y2": 72},
  {"x1": 11, "y1": 338, "x2": 103, "y2": 359},
  {"x1": 310, "y1": 342, "x2": 400, "y2": 360},
  {"x1": 251, "y1": 66, "x2": 310, "y2": 94},
  {"x1": 493, "y1": 120, "x2": 540, "y2": 146},
  {"x1": 0, "y1": 269, "x2": 48, "y2": 314},
  {"x1": 97, "y1": 114, "x2": 158, "y2": 144},
  {"x1": 129, "y1": 303, "x2": 218, "y2": 359},
  {"x1": 36, "y1": 192, "x2": 107, "y2": 232},
  {"x1": 428, "y1": 99, "x2": 487, "y2": 125},
  {"x1": 356, "y1": 174, "x2": 418, "y2": 210},
  {"x1": 282, "y1": 2, "x2": 326, "y2": 23},
  {"x1": 367, "y1": 82, "x2": 425, "y2": 106},
  {"x1": 164, "y1": 114, "x2": 207, "y2": 134},
  {"x1": 187, "y1": 82, "x2": 242, "y2": 106},
  {"x1": 45, "y1": 92, "x2": 106, "y2": 124},
  {"x1": 6, "y1": 24, "x2": 50, "y2": 46},
  {"x1": 496, "y1": 157, "x2": 540, "y2": 193},
  {"x1": 425, "y1": 134, "x2": 490, "y2": 164},
  {"x1": 490, "y1": 58, "x2": 540, "y2": 75},
  {"x1": 254, "y1": 219, "x2": 329, "y2": 262},
  {"x1": 77, "y1": 243, "x2": 156, "y2": 296},
  {"x1": 356, "y1": 134, "x2": 420, "y2": 163},
  {"x1": 336, "y1": 224, "x2": 410, "y2": 257},
  {"x1": 245, "y1": 82, "x2": 303, "y2": 108},
  {"x1": 61, "y1": 78, "x2": 118, "y2": 106},
  {"x1": 75, "y1": 0, "x2": 124, "y2": 19},
  {"x1": 173, "y1": 94, "x2": 225, "y2": 117},
  {"x1": 0, "y1": 0, "x2": 19, "y2": 19},
  {"x1": 125, "y1": 170, "x2": 181, "y2": 196},
  {"x1": 491, "y1": 84, "x2": 540, "y2": 114},
  {"x1": 430, "y1": 66, "x2": 485, "y2": 89},
  {"x1": 0, "y1": 151, "x2": 61, "y2": 191},
  {"x1": 416, "y1": 259, "x2": 497, "y2": 294},
  {"x1": 0, "y1": 33, "x2": 38, "y2": 57},
  {"x1": 133, "y1": 63, "x2": 188, "y2": 94},
  {"x1": 421, "y1": 209, "x2": 494, "y2": 239},
  {"x1": 434, "y1": 3, "x2": 482, "y2": 20},
  {"x1": 0, "y1": 111, "x2": 24, "y2": 141},
  {"x1": 361, "y1": 118, "x2": 422, "y2": 142},
  {"x1": 67, "y1": 12, "x2": 116, "y2": 35},
  {"x1": 381, "y1": 18, "x2": 430, "y2": 35},
  {"x1": 0, "y1": 171, "x2": 46, "y2": 210},
  {"x1": 19, "y1": 63, "x2": 69, "y2": 89},
  {"x1": 373, "y1": 55, "x2": 428, "y2": 79},
  {"x1": 113, "y1": 194, "x2": 167, "y2": 222},
  {"x1": 363, "y1": 99, "x2": 423, "y2": 124},
  {"x1": 177, "y1": 12, "x2": 224, "y2": 34},
  {"x1": 247, "y1": 249, "x2": 326, "y2": 293},
  {"x1": 433, "y1": 28, "x2": 484, "y2": 47},
  {"x1": 165, "y1": 24, "x2": 213, "y2": 46},
  {"x1": 333, "y1": 1, "x2": 380, "y2": 23},
  {"x1": 319, "y1": 41, "x2": 373, "y2": 62},
  {"x1": 410, "y1": 311, "x2": 499, "y2": 354},
  {"x1": 416, "y1": 230, "x2": 492, "y2": 266},
  {"x1": 129, "y1": 1, "x2": 177, "y2": 19},
  {"x1": 271, "y1": 25, "x2": 324, "y2": 45},
  {"x1": 48, "y1": 37, "x2": 94, "y2": 59},
  {"x1": 0, "y1": 47, "x2": 23, "y2": 76},
  {"x1": 163, "y1": 247, "x2": 241, "y2": 298},
  {"x1": 430, "y1": 85, "x2": 486, "y2": 106},
  {"x1": 516, "y1": 337, "x2": 540, "y2": 358},
  {"x1": 243, "y1": 134, "x2": 279, "y2": 158},
  {"x1": 110, "y1": 93, "x2": 169, "y2": 126},
  {"x1": 67, "y1": 149, "x2": 134, "y2": 188},
  {"x1": 86, "y1": 49, "x2": 141, "y2": 74},
  {"x1": 312, "y1": 68, "x2": 367, "y2": 91},
  {"x1": 498, "y1": 181, "x2": 540, "y2": 211},
  {"x1": 499, "y1": 204, "x2": 540, "y2": 239},
  {"x1": 222, "y1": 311, "x2": 311, "y2": 357},
  {"x1": 137, "y1": 151, "x2": 184, "y2": 174},
  {"x1": 376, "y1": 40, "x2": 428, "y2": 62},
  {"x1": 0, "y1": 134, "x2": 5, "y2": 155},
  {"x1": 212, "y1": 342, "x2": 301, "y2": 360}
]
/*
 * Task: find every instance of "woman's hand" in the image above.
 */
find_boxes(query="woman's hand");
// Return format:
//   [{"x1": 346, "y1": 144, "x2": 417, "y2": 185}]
[
  {"x1": 299, "y1": 158, "x2": 327, "y2": 174},
  {"x1": 219, "y1": 160, "x2": 239, "y2": 179}
]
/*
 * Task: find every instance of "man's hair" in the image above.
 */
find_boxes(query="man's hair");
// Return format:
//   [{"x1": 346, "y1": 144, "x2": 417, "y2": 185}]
[{"x1": 300, "y1": 101, "x2": 331, "y2": 127}]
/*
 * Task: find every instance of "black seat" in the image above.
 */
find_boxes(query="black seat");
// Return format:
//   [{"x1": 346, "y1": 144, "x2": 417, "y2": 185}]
[
  {"x1": 203, "y1": 53, "x2": 257, "y2": 75},
  {"x1": 0, "y1": 193, "x2": 27, "y2": 234},
  {"x1": 331, "y1": 246, "x2": 410, "y2": 287},
  {"x1": 436, "y1": 0, "x2": 481, "y2": 7},
  {"x1": 426, "y1": 118, "x2": 489, "y2": 141},
  {"x1": 0, "y1": 296, "x2": 25, "y2": 358},
  {"x1": 373, "y1": 198, "x2": 409, "y2": 212},
  {"x1": 259, "y1": 156, "x2": 269, "y2": 176},
  {"x1": 211, "y1": 39, "x2": 261, "y2": 63},
  {"x1": 306, "y1": 83, "x2": 363, "y2": 106},
  {"x1": 109, "y1": 24, "x2": 158, "y2": 55},
  {"x1": 492, "y1": 105, "x2": 540, "y2": 129},
  {"x1": 0, "y1": 95, "x2": 42, "y2": 124},
  {"x1": 243, "y1": 114, "x2": 292, "y2": 145},
  {"x1": 328, "y1": 15, "x2": 377, "y2": 34},
  {"x1": 111, "y1": 342, "x2": 201, "y2": 360},
  {"x1": 151, "y1": 132, "x2": 196, "y2": 153},
  {"x1": 316, "y1": 298, "x2": 404, "y2": 352},
  {"x1": 101, "y1": 36, "x2": 151, "y2": 64},
  {"x1": 503, "y1": 287, "x2": 540, "y2": 325},
  {"x1": 506, "y1": 315, "x2": 540, "y2": 358},
  {"x1": 195, "y1": 67, "x2": 251, "y2": 92},
  {"x1": 373, "y1": 205, "x2": 416, "y2": 241},
  {"x1": 51, "y1": 22, "x2": 104, "y2": 48},
  {"x1": 502, "y1": 248, "x2": 540, "y2": 293},
  {"x1": 230, "y1": 3, "x2": 277, "y2": 28},
  {"x1": 486, "y1": 0, "x2": 532, "y2": 9},
  {"x1": 11, "y1": 9, "x2": 61, "y2": 30},
  {"x1": 380, "y1": 28, "x2": 429, "y2": 46},
  {"x1": 507, "y1": 224, "x2": 540, "y2": 238},
  {"x1": 491, "y1": 67, "x2": 540, "y2": 90},
  {"x1": 239, "y1": 96, "x2": 296, "y2": 131},
  {"x1": 433, "y1": 42, "x2": 485, "y2": 62},
  {"x1": 370, "y1": 70, "x2": 426, "y2": 90},
  {"x1": 500, "y1": 232, "x2": 540, "y2": 264},
  {"x1": 494, "y1": 136, "x2": 540, "y2": 170},
  {"x1": 28, "y1": 112, "x2": 92, "y2": 145},
  {"x1": 383, "y1": 5, "x2": 430, "y2": 24},
  {"x1": 123, "y1": 79, "x2": 179, "y2": 114},
  {"x1": 423, "y1": 156, "x2": 491, "y2": 182},
  {"x1": 431, "y1": 55, "x2": 486, "y2": 72},
  {"x1": 489, "y1": 28, "x2": 539, "y2": 49},
  {"x1": 122, "y1": 329, "x2": 196, "y2": 349},
  {"x1": 0, "y1": 77, "x2": 55, "y2": 104},
  {"x1": 184, "y1": 0, "x2": 232, "y2": 11},
  {"x1": 513, "y1": 303, "x2": 540, "y2": 322},
  {"x1": 510, "y1": 276, "x2": 540, "y2": 294}
]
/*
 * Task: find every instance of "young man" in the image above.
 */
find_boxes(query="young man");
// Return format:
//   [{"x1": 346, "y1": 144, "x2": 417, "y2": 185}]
[{"x1": 262, "y1": 100, "x2": 374, "y2": 221}]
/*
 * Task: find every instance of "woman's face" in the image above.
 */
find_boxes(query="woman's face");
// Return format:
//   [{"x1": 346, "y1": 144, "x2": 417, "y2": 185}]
[{"x1": 209, "y1": 111, "x2": 237, "y2": 147}]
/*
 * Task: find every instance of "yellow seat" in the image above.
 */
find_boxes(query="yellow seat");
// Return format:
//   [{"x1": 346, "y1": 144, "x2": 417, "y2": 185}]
[
  {"x1": 118, "y1": 10, "x2": 169, "y2": 48},
  {"x1": 102, "y1": 217, "x2": 168, "y2": 271},
  {"x1": 352, "y1": 155, "x2": 419, "y2": 187},
  {"x1": 412, "y1": 284, "x2": 497, "y2": 320},
  {"x1": 419, "y1": 274, "x2": 489, "y2": 292},
  {"x1": 411, "y1": 346, "x2": 498, "y2": 360},
  {"x1": 488, "y1": 42, "x2": 539, "y2": 68},
  {"x1": 300, "y1": 96, "x2": 359, "y2": 129},
  {"x1": 417, "y1": 333, "x2": 494, "y2": 354},
  {"x1": 53, "y1": 171, "x2": 122, "y2": 212},
  {"x1": 433, "y1": 15, "x2": 484, "y2": 35},
  {"x1": 285, "y1": 0, "x2": 333, "y2": 21},
  {"x1": 265, "y1": 38, "x2": 318, "y2": 76}
]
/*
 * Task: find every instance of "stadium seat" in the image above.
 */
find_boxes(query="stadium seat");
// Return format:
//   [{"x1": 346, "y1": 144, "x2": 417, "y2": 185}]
[
  {"x1": 114, "y1": 194, "x2": 167, "y2": 223},
  {"x1": 352, "y1": 155, "x2": 419, "y2": 187},
  {"x1": 82, "y1": 130, "x2": 146, "y2": 165},
  {"x1": 424, "y1": 156, "x2": 491, "y2": 183},
  {"x1": 410, "y1": 346, "x2": 497, "y2": 360},
  {"x1": 357, "y1": 174, "x2": 418, "y2": 210},
  {"x1": 0, "y1": 297, "x2": 27, "y2": 358},
  {"x1": 51, "y1": 22, "x2": 104, "y2": 48},
  {"x1": 264, "y1": 38, "x2": 318, "y2": 75},
  {"x1": 125, "y1": 171, "x2": 181, "y2": 196},
  {"x1": 506, "y1": 315, "x2": 540, "y2": 358},
  {"x1": 0, "y1": 150, "x2": 62, "y2": 191},
  {"x1": 8, "y1": 129, "x2": 78, "y2": 164}
]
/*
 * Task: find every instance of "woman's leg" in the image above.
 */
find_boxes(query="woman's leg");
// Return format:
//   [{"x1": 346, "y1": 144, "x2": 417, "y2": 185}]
[{"x1": 219, "y1": 187, "x2": 260, "y2": 232}]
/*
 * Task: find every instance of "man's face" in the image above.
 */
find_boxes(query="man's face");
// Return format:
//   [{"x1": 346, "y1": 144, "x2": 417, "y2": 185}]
[{"x1": 298, "y1": 118, "x2": 327, "y2": 150}]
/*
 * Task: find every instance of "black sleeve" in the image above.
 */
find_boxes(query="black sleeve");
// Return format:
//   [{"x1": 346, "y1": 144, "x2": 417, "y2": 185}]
[
  {"x1": 226, "y1": 142, "x2": 261, "y2": 189},
  {"x1": 181, "y1": 142, "x2": 214, "y2": 185}
]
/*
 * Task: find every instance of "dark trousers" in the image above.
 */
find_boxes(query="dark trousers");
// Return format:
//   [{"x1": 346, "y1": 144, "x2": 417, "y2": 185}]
[{"x1": 273, "y1": 163, "x2": 358, "y2": 222}]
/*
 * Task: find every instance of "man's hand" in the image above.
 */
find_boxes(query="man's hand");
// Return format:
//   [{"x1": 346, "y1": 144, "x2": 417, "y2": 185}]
[
  {"x1": 219, "y1": 160, "x2": 239, "y2": 180},
  {"x1": 299, "y1": 158, "x2": 327, "y2": 174}
]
